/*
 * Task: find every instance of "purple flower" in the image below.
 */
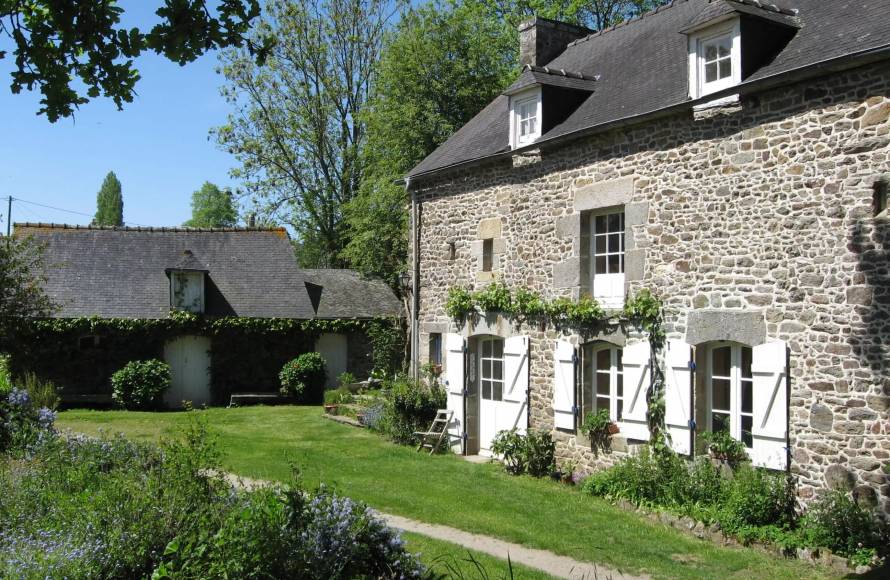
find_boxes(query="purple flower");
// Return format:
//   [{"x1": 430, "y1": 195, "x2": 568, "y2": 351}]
[
  {"x1": 7, "y1": 388, "x2": 30, "y2": 407},
  {"x1": 37, "y1": 407, "x2": 56, "y2": 428}
]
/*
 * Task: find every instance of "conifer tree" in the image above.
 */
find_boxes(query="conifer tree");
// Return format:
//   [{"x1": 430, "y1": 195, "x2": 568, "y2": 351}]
[{"x1": 93, "y1": 171, "x2": 124, "y2": 227}]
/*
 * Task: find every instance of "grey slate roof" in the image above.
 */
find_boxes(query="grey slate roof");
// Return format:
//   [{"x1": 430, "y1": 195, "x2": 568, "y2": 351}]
[
  {"x1": 302, "y1": 269, "x2": 403, "y2": 319},
  {"x1": 408, "y1": 0, "x2": 890, "y2": 180},
  {"x1": 504, "y1": 66, "x2": 599, "y2": 95},
  {"x1": 15, "y1": 224, "x2": 401, "y2": 320}
]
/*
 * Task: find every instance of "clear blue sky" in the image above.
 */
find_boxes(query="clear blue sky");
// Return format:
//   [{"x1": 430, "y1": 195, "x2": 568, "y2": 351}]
[{"x1": 0, "y1": 1, "x2": 239, "y2": 230}]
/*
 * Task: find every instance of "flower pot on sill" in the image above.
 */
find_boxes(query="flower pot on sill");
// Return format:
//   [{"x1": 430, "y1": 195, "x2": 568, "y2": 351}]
[{"x1": 607, "y1": 423, "x2": 620, "y2": 435}]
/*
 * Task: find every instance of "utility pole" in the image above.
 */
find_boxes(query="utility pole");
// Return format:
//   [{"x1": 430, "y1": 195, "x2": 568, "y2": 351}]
[{"x1": 5, "y1": 195, "x2": 10, "y2": 238}]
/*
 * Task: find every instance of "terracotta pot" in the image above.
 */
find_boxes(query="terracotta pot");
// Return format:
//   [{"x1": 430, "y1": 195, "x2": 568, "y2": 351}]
[
  {"x1": 324, "y1": 404, "x2": 337, "y2": 415},
  {"x1": 607, "y1": 423, "x2": 620, "y2": 435}
]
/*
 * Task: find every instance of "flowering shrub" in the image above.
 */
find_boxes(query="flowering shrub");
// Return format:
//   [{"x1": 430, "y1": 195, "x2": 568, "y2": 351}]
[
  {"x1": 0, "y1": 387, "x2": 56, "y2": 454},
  {"x1": 295, "y1": 486, "x2": 423, "y2": 579},
  {"x1": 110, "y1": 359, "x2": 171, "y2": 410},
  {"x1": 0, "y1": 414, "x2": 425, "y2": 578},
  {"x1": 279, "y1": 352, "x2": 327, "y2": 402}
]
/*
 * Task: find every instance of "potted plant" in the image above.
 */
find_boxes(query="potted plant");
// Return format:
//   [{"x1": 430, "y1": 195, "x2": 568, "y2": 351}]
[
  {"x1": 699, "y1": 427, "x2": 749, "y2": 471},
  {"x1": 580, "y1": 409, "x2": 618, "y2": 448}
]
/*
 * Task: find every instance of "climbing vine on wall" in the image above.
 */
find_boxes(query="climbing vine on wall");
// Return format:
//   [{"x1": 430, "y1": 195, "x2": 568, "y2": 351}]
[
  {"x1": 10, "y1": 314, "x2": 405, "y2": 404},
  {"x1": 445, "y1": 283, "x2": 669, "y2": 451}
]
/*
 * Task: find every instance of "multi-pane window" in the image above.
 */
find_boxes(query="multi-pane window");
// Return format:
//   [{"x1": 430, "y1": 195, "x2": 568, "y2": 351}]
[
  {"x1": 592, "y1": 212, "x2": 625, "y2": 276},
  {"x1": 695, "y1": 29, "x2": 738, "y2": 97},
  {"x1": 517, "y1": 98, "x2": 538, "y2": 143},
  {"x1": 589, "y1": 210, "x2": 625, "y2": 308},
  {"x1": 709, "y1": 343, "x2": 753, "y2": 448},
  {"x1": 480, "y1": 338, "x2": 504, "y2": 401},
  {"x1": 703, "y1": 36, "x2": 732, "y2": 84},
  {"x1": 582, "y1": 344, "x2": 624, "y2": 422}
]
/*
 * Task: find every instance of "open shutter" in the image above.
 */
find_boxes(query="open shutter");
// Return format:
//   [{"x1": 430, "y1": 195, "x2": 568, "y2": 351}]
[
  {"x1": 664, "y1": 339, "x2": 693, "y2": 455},
  {"x1": 503, "y1": 336, "x2": 529, "y2": 434},
  {"x1": 751, "y1": 340, "x2": 789, "y2": 470},
  {"x1": 444, "y1": 333, "x2": 466, "y2": 453},
  {"x1": 552, "y1": 340, "x2": 576, "y2": 430},
  {"x1": 620, "y1": 341, "x2": 651, "y2": 441}
]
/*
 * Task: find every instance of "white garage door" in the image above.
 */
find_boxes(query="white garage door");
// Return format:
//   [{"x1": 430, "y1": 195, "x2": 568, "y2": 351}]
[{"x1": 163, "y1": 335, "x2": 211, "y2": 408}]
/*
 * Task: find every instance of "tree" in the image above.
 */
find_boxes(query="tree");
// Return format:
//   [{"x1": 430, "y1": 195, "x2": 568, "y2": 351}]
[
  {"x1": 215, "y1": 0, "x2": 400, "y2": 267},
  {"x1": 343, "y1": 1, "x2": 514, "y2": 287},
  {"x1": 184, "y1": 182, "x2": 239, "y2": 228},
  {"x1": 0, "y1": 1, "x2": 269, "y2": 122},
  {"x1": 93, "y1": 172, "x2": 124, "y2": 227},
  {"x1": 0, "y1": 237, "x2": 55, "y2": 350},
  {"x1": 344, "y1": 0, "x2": 672, "y2": 287}
]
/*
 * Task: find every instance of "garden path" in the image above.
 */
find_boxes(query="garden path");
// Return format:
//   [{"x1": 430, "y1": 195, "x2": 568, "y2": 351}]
[{"x1": 221, "y1": 472, "x2": 647, "y2": 580}]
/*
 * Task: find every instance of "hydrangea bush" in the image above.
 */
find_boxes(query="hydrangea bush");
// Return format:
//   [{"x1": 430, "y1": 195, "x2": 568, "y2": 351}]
[
  {"x1": 110, "y1": 359, "x2": 171, "y2": 410},
  {"x1": 279, "y1": 352, "x2": 327, "y2": 402}
]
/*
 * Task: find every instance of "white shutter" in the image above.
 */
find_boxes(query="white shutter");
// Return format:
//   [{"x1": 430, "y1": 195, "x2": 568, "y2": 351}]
[
  {"x1": 620, "y1": 341, "x2": 651, "y2": 441},
  {"x1": 552, "y1": 340, "x2": 576, "y2": 430},
  {"x1": 664, "y1": 339, "x2": 693, "y2": 455},
  {"x1": 503, "y1": 336, "x2": 529, "y2": 434},
  {"x1": 444, "y1": 333, "x2": 466, "y2": 453},
  {"x1": 751, "y1": 340, "x2": 789, "y2": 470}
]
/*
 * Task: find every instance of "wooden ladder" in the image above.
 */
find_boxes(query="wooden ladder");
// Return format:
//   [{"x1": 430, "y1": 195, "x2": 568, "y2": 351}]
[{"x1": 414, "y1": 409, "x2": 453, "y2": 455}]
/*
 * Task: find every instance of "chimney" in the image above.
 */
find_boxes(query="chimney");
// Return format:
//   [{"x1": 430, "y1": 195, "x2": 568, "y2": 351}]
[{"x1": 518, "y1": 17, "x2": 592, "y2": 68}]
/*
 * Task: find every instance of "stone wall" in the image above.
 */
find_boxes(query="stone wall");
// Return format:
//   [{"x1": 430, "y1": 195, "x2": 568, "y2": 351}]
[{"x1": 411, "y1": 61, "x2": 890, "y2": 517}]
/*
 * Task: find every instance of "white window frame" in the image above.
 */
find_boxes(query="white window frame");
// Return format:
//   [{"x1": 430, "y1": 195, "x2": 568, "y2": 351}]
[
  {"x1": 479, "y1": 337, "x2": 505, "y2": 402},
  {"x1": 589, "y1": 208, "x2": 625, "y2": 309},
  {"x1": 584, "y1": 344, "x2": 624, "y2": 423},
  {"x1": 688, "y1": 19, "x2": 741, "y2": 102},
  {"x1": 706, "y1": 342, "x2": 754, "y2": 452},
  {"x1": 509, "y1": 88, "x2": 542, "y2": 149}
]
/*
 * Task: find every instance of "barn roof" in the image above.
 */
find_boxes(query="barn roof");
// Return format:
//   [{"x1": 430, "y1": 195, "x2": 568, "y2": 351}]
[{"x1": 14, "y1": 223, "x2": 402, "y2": 320}]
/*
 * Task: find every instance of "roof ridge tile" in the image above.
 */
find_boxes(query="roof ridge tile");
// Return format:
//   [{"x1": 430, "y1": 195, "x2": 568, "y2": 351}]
[{"x1": 13, "y1": 222, "x2": 286, "y2": 233}]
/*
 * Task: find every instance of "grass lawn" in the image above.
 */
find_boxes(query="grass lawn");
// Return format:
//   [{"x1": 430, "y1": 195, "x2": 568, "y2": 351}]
[{"x1": 58, "y1": 406, "x2": 838, "y2": 580}]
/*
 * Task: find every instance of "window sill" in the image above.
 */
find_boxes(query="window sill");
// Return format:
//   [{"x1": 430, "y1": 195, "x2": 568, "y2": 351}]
[{"x1": 693, "y1": 93, "x2": 740, "y2": 111}]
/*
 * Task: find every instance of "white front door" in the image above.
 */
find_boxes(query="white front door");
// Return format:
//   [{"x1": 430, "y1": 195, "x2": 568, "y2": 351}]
[
  {"x1": 315, "y1": 333, "x2": 347, "y2": 387},
  {"x1": 163, "y1": 335, "x2": 211, "y2": 408},
  {"x1": 478, "y1": 337, "x2": 504, "y2": 453}
]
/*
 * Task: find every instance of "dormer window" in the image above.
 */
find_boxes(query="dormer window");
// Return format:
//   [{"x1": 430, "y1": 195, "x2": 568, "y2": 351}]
[
  {"x1": 170, "y1": 271, "x2": 205, "y2": 313},
  {"x1": 510, "y1": 89, "x2": 542, "y2": 148},
  {"x1": 688, "y1": 20, "x2": 741, "y2": 101}
]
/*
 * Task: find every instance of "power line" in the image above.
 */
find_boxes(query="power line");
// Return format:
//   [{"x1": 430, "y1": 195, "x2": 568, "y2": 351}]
[{"x1": 9, "y1": 196, "x2": 153, "y2": 228}]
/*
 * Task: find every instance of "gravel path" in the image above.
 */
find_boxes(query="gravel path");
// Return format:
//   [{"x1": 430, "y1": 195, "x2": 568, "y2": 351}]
[
  {"x1": 379, "y1": 512, "x2": 647, "y2": 580},
  {"x1": 220, "y1": 471, "x2": 647, "y2": 580}
]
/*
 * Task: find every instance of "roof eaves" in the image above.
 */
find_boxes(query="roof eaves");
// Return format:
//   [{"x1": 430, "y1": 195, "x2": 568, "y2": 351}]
[{"x1": 405, "y1": 43, "x2": 890, "y2": 186}]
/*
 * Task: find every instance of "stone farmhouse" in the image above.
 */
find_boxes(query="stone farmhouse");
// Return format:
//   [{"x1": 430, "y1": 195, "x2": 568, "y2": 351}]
[
  {"x1": 405, "y1": 0, "x2": 890, "y2": 514},
  {"x1": 12, "y1": 224, "x2": 401, "y2": 406}
]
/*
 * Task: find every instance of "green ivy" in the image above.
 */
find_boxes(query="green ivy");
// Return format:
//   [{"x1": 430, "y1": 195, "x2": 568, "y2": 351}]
[
  {"x1": 473, "y1": 282, "x2": 512, "y2": 313},
  {"x1": 11, "y1": 315, "x2": 405, "y2": 405},
  {"x1": 513, "y1": 288, "x2": 546, "y2": 319},
  {"x1": 444, "y1": 287, "x2": 475, "y2": 319}
]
